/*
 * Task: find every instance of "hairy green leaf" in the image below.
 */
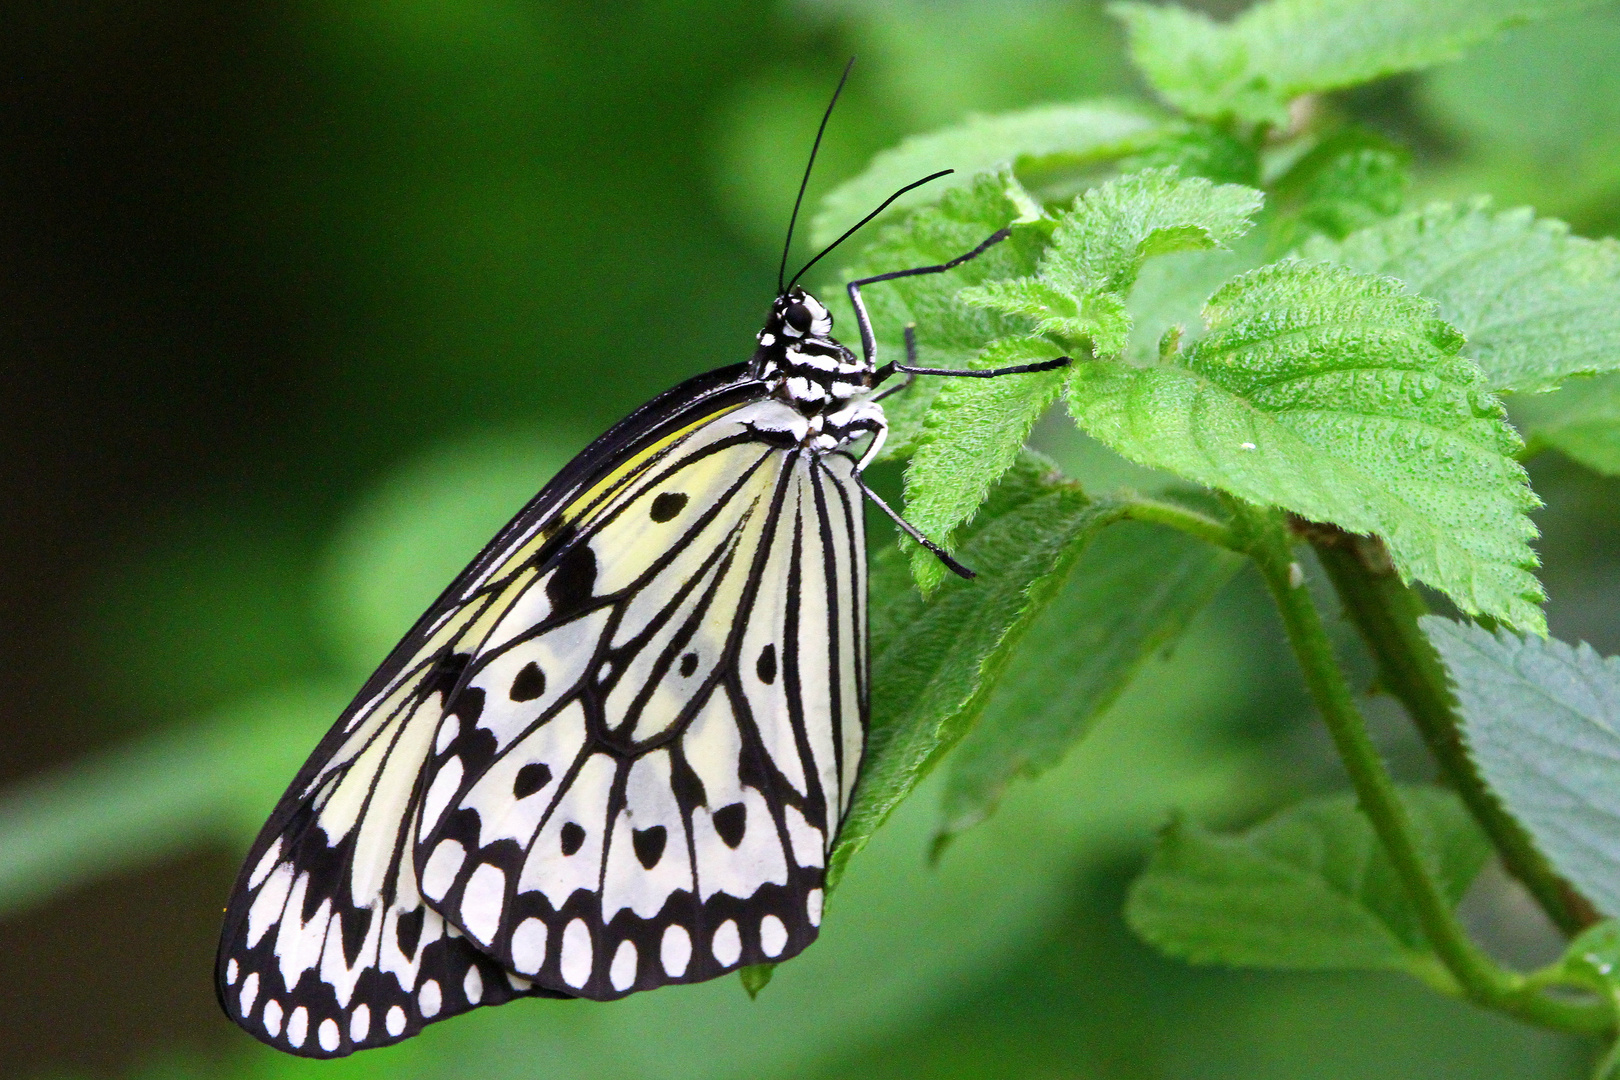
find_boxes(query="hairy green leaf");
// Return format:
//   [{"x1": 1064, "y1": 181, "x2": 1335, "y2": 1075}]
[
  {"x1": 832, "y1": 169, "x2": 1051, "y2": 460},
  {"x1": 1424, "y1": 616, "x2": 1620, "y2": 916},
  {"x1": 1512, "y1": 372, "x2": 1620, "y2": 475},
  {"x1": 1272, "y1": 127, "x2": 1410, "y2": 242},
  {"x1": 938, "y1": 518, "x2": 1242, "y2": 844},
  {"x1": 902, "y1": 336, "x2": 1070, "y2": 591},
  {"x1": 1111, "y1": 0, "x2": 1595, "y2": 126},
  {"x1": 1304, "y1": 201, "x2": 1620, "y2": 392},
  {"x1": 1127, "y1": 786, "x2": 1489, "y2": 973},
  {"x1": 964, "y1": 169, "x2": 1262, "y2": 355},
  {"x1": 1067, "y1": 261, "x2": 1545, "y2": 632},
  {"x1": 829, "y1": 455, "x2": 1114, "y2": 889},
  {"x1": 811, "y1": 102, "x2": 1161, "y2": 247}
]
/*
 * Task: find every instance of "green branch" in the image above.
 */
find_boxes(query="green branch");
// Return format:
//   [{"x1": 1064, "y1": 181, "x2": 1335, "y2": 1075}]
[
  {"x1": 1234, "y1": 501, "x2": 1610, "y2": 1036},
  {"x1": 1298, "y1": 519, "x2": 1600, "y2": 938},
  {"x1": 1115, "y1": 493, "x2": 1241, "y2": 551}
]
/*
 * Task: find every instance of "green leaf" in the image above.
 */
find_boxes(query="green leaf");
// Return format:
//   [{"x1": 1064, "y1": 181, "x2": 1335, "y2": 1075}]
[
  {"x1": 1118, "y1": 119, "x2": 1261, "y2": 186},
  {"x1": 1272, "y1": 127, "x2": 1410, "y2": 242},
  {"x1": 901, "y1": 336, "x2": 1070, "y2": 591},
  {"x1": 1303, "y1": 201, "x2": 1620, "y2": 393},
  {"x1": 1512, "y1": 372, "x2": 1620, "y2": 475},
  {"x1": 938, "y1": 517, "x2": 1243, "y2": 844},
  {"x1": 738, "y1": 963, "x2": 776, "y2": 999},
  {"x1": 1110, "y1": 0, "x2": 1596, "y2": 126},
  {"x1": 828, "y1": 454, "x2": 1114, "y2": 889},
  {"x1": 1423, "y1": 616, "x2": 1620, "y2": 916},
  {"x1": 1126, "y1": 786, "x2": 1489, "y2": 974},
  {"x1": 1067, "y1": 261, "x2": 1545, "y2": 632},
  {"x1": 811, "y1": 101, "x2": 1161, "y2": 247},
  {"x1": 832, "y1": 169, "x2": 1051, "y2": 459},
  {"x1": 964, "y1": 169, "x2": 1262, "y2": 355}
]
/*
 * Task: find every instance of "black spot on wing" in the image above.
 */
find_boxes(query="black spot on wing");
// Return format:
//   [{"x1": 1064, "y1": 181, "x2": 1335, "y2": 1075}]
[
  {"x1": 513, "y1": 762, "x2": 553, "y2": 799},
  {"x1": 340, "y1": 905, "x2": 372, "y2": 967},
  {"x1": 650, "y1": 491, "x2": 688, "y2": 522},
  {"x1": 632, "y1": 825, "x2": 667, "y2": 869},
  {"x1": 446, "y1": 685, "x2": 485, "y2": 725},
  {"x1": 296, "y1": 832, "x2": 349, "y2": 921},
  {"x1": 679, "y1": 652, "x2": 698, "y2": 678},
  {"x1": 755, "y1": 643, "x2": 777, "y2": 685},
  {"x1": 669, "y1": 749, "x2": 706, "y2": 812},
  {"x1": 396, "y1": 907, "x2": 425, "y2": 959},
  {"x1": 560, "y1": 821, "x2": 586, "y2": 856},
  {"x1": 426, "y1": 652, "x2": 471, "y2": 702},
  {"x1": 510, "y1": 661, "x2": 546, "y2": 702},
  {"x1": 712, "y1": 803, "x2": 747, "y2": 849},
  {"x1": 546, "y1": 543, "x2": 597, "y2": 615}
]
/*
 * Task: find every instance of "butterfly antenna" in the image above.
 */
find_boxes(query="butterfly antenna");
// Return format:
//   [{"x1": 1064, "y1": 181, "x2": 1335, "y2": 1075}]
[
  {"x1": 785, "y1": 168, "x2": 952, "y2": 292},
  {"x1": 779, "y1": 57, "x2": 856, "y2": 296}
]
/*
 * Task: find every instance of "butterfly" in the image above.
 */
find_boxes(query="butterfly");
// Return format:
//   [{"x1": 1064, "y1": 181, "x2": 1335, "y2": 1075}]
[{"x1": 216, "y1": 64, "x2": 1069, "y2": 1058}]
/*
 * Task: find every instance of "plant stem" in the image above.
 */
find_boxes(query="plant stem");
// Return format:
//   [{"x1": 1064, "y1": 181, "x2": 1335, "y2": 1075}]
[
  {"x1": 1234, "y1": 502, "x2": 1610, "y2": 1036},
  {"x1": 1117, "y1": 494, "x2": 1240, "y2": 551},
  {"x1": 1300, "y1": 520, "x2": 1600, "y2": 937}
]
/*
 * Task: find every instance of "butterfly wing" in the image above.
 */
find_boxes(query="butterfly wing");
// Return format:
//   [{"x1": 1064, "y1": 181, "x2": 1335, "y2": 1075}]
[
  {"x1": 413, "y1": 409, "x2": 868, "y2": 999},
  {"x1": 217, "y1": 365, "x2": 768, "y2": 1057}
]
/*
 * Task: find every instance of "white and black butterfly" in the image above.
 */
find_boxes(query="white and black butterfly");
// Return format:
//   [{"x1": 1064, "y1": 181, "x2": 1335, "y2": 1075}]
[{"x1": 216, "y1": 66, "x2": 1068, "y2": 1058}]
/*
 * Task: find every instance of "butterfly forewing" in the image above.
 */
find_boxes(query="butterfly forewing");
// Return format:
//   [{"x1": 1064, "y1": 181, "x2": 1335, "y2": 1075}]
[
  {"x1": 217, "y1": 367, "x2": 791, "y2": 1057},
  {"x1": 414, "y1": 415, "x2": 867, "y2": 1000}
]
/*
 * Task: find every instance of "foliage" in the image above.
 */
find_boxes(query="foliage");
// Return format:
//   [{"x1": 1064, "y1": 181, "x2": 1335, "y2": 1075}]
[
  {"x1": 1426, "y1": 617, "x2": 1620, "y2": 916},
  {"x1": 1127, "y1": 786, "x2": 1488, "y2": 976}
]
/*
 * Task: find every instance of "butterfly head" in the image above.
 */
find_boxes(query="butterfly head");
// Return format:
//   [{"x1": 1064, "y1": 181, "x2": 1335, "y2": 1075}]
[{"x1": 761, "y1": 287, "x2": 834, "y2": 346}]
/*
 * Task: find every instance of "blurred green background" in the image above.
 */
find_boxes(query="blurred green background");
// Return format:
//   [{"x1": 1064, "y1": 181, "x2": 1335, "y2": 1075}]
[{"x1": 5, "y1": 1, "x2": 1620, "y2": 1076}]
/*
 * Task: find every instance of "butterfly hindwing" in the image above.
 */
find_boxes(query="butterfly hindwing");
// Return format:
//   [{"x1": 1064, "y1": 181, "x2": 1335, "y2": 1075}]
[
  {"x1": 216, "y1": 366, "x2": 771, "y2": 1057},
  {"x1": 414, "y1": 417, "x2": 867, "y2": 1000}
]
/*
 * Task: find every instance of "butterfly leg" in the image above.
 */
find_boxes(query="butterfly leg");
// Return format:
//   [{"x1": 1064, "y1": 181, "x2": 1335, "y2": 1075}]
[
  {"x1": 846, "y1": 235, "x2": 1072, "y2": 385},
  {"x1": 855, "y1": 472, "x2": 975, "y2": 580}
]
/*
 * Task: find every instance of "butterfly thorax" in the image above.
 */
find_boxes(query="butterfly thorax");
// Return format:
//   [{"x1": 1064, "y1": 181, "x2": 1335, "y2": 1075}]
[{"x1": 748, "y1": 288, "x2": 885, "y2": 454}]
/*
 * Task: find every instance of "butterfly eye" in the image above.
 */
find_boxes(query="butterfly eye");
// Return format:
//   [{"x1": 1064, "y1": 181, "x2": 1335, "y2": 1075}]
[{"x1": 783, "y1": 304, "x2": 813, "y2": 333}]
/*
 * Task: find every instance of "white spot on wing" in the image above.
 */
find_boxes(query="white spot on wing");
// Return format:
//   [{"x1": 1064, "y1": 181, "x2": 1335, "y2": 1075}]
[
  {"x1": 248, "y1": 839, "x2": 282, "y2": 890},
  {"x1": 711, "y1": 919, "x2": 741, "y2": 966},
  {"x1": 349, "y1": 1003, "x2": 370, "y2": 1042},
  {"x1": 225, "y1": 958, "x2": 238, "y2": 985},
  {"x1": 760, "y1": 914, "x2": 787, "y2": 957},
  {"x1": 419, "y1": 979, "x2": 442, "y2": 1017},
  {"x1": 610, "y1": 940, "x2": 638, "y2": 991},
  {"x1": 782, "y1": 803, "x2": 825, "y2": 869},
  {"x1": 287, "y1": 1006, "x2": 309, "y2": 1049},
  {"x1": 807, "y1": 888, "x2": 823, "y2": 927},
  {"x1": 463, "y1": 964, "x2": 484, "y2": 1004},
  {"x1": 661, "y1": 924, "x2": 692, "y2": 977},
  {"x1": 421, "y1": 839, "x2": 465, "y2": 903},
  {"x1": 460, "y1": 863, "x2": 507, "y2": 944},
  {"x1": 511, "y1": 918, "x2": 548, "y2": 974},
  {"x1": 262, "y1": 998, "x2": 283, "y2": 1038},
  {"x1": 560, "y1": 918, "x2": 593, "y2": 988},
  {"x1": 319, "y1": 1018, "x2": 340, "y2": 1052},
  {"x1": 238, "y1": 971, "x2": 260, "y2": 1016},
  {"x1": 246, "y1": 863, "x2": 292, "y2": 947},
  {"x1": 420, "y1": 754, "x2": 464, "y2": 835},
  {"x1": 385, "y1": 1005, "x2": 406, "y2": 1037}
]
